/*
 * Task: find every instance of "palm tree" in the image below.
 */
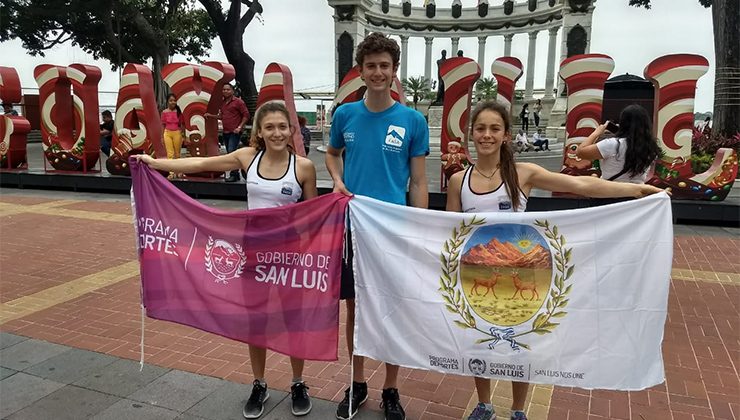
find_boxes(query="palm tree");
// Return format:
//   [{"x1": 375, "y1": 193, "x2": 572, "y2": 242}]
[
  {"x1": 476, "y1": 77, "x2": 498, "y2": 101},
  {"x1": 402, "y1": 76, "x2": 432, "y2": 109}
]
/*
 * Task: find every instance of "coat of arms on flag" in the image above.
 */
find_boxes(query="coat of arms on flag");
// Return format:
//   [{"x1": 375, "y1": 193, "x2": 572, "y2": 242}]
[
  {"x1": 205, "y1": 236, "x2": 247, "y2": 284},
  {"x1": 439, "y1": 218, "x2": 573, "y2": 351}
]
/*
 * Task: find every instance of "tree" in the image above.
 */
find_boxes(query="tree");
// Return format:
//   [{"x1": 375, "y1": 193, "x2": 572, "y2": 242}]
[
  {"x1": 630, "y1": 0, "x2": 739, "y2": 137},
  {"x1": 476, "y1": 77, "x2": 498, "y2": 101},
  {"x1": 1, "y1": 0, "x2": 215, "y2": 107},
  {"x1": 401, "y1": 76, "x2": 432, "y2": 110},
  {"x1": 198, "y1": 0, "x2": 263, "y2": 112}
]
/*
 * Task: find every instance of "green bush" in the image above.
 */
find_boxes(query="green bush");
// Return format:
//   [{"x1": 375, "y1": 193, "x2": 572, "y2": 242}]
[
  {"x1": 690, "y1": 128, "x2": 740, "y2": 174},
  {"x1": 690, "y1": 152, "x2": 715, "y2": 174}
]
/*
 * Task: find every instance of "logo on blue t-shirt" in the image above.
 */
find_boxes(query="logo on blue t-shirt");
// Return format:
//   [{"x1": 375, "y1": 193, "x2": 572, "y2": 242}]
[{"x1": 384, "y1": 125, "x2": 406, "y2": 149}]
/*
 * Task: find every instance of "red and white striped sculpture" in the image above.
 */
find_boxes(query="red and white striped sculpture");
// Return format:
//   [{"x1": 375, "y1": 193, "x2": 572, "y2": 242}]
[
  {"x1": 0, "y1": 67, "x2": 30, "y2": 169},
  {"x1": 34, "y1": 64, "x2": 102, "y2": 172},
  {"x1": 162, "y1": 62, "x2": 235, "y2": 162},
  {"x1": 257, "y1": 63, "x2": 306, "y2": 156},
  {"x1": 645, "y1": 54, "x2": 737, "y2": 200},
  {"x1": 439, "y1": 57, "x2": 481, "y2": 191},
  {"x1": 391, "y1": 77, "x2": 406, "y2": 106},
  {"x1": 107, "y1": 63, "x2": 165, "y2": 176},
  {"x1": 332, "y1": 67, "x2": 364, "y2": 108},
  {"x1": 558, "y1": 53, "x2": 614, "y2": 176},
  {"x1": 440, "y1": 58, "x2": 481, "y2": 151},
  {"x1": 491, "y1": 57, "x2": 524, "y2": 113}
]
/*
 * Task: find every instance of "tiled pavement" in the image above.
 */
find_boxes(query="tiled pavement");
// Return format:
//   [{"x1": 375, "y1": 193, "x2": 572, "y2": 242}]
[{"x1": 0, "y1": 189, "x2": 738, "y2": 420}]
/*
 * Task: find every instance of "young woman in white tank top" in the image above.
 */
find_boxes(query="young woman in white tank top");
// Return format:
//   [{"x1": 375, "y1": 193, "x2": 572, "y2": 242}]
[
  {"x1": 245, "y1": 149, "x2": 303, "y2": 210},
  {"x1": 137, "y1": 102, "x2": 318, "y2": 419},
  {"x1": 447, "y1": 101, "x2": 665, "y2": 420},
  {"x1": 459, "y1": 165, "x2": 528, "y2": 213}
]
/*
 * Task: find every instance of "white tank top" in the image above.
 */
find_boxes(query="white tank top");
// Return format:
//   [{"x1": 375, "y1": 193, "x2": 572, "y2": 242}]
[
  {"x1": 245, "y1": 150, "x2": 303, "y2": 210},
  {"x1": 460, "y1": 165, "x2": 528, "y2": 213}
]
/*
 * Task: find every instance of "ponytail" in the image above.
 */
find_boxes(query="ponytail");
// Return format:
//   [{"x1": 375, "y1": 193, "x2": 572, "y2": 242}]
[{"x1": 499, "y1": 141, "x2": 521, "y2": 211}]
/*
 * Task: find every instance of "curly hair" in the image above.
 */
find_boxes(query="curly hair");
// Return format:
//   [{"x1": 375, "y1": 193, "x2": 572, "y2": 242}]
[
  {"x1": 355, "y1": 32, "x2": 400, "y2": 68},
  {"x1": 248, "y1": 101, "x2": 293, "y2": 152}
]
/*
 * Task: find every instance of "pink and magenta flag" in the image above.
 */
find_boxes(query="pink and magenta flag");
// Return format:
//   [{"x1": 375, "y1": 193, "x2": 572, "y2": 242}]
[{"x1": 130, "y1": 159, "x2": 349, "y2": 361}]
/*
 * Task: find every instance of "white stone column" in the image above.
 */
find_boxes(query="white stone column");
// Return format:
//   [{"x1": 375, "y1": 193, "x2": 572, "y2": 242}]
[
  {"x1": 400, "y1": 35, "x2": 409, "y2": 81},
  {"x1": 524, "y1": 31, "x2": 538, "y2": 100},
  {"x1": 477, "y1": 36, "x2": 487, "y2": 70},
  {"x1": 503, "y1": 33, "x2": 514, "y2": 56},
  {"x1": 544, "y1": 27, "x2": 558, "y2": 99},
  {"x1": 451, "y1": 37, "x2": 460, "y2": 56},
  {"x1": 424, "y1": 37, "x2": 433, "y2": 82}
]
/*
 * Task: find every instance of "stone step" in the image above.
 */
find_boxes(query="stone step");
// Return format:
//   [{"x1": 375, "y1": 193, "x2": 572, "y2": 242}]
[{"x1": 27, "y1": 130, "x2": 42, "y2": 143}]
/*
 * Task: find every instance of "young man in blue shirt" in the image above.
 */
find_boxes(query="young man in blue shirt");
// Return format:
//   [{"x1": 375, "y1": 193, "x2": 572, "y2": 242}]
[{"x1": 326, "y1": 32, "x2": 429, "y2": 420}]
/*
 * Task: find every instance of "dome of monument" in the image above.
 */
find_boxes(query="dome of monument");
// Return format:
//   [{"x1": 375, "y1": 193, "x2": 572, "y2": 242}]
[{"x1": 607, "y1": 73, "x2": 648, "y2": 82}]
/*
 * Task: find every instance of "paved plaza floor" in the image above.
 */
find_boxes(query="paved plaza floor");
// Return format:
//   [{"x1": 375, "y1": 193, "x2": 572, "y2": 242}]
[{"x1": 0, "y1": 189, "x2": 738, "y2": 419}]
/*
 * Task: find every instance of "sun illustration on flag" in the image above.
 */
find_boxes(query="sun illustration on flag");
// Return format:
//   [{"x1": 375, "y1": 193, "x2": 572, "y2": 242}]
[
  {"x1": 515, "y1": 231, "x2": 539, "y2": 251},
  {"x1": 438, "y1": 218, "x2": 575, "y2": 351}
]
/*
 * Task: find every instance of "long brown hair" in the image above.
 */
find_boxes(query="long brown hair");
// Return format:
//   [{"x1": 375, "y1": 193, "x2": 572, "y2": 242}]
[
  {"x1": 614, "y1": 104, "x2": 661, "y2": 176},
  {"x1": 470, "y1": 101, "x2": 522, "y2": 211},
  {"x1": 248, "y1": 101, "x2": 293, "y2": 152}
]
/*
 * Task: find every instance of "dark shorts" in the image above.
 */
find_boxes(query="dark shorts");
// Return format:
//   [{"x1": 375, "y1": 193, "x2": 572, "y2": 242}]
[{"x1": 340, "y1": 229, "x2": 355, "y2": 300}]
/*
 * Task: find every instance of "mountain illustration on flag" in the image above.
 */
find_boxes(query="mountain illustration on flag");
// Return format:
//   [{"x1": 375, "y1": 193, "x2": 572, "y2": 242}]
[{"x1": 461, "y1": 239, "x2": 550, "y2": 268}]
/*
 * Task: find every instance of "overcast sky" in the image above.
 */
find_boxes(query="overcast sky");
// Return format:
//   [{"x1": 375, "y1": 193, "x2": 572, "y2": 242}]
[{"x1": 1, "y1": 0, "x2": 715, "y2": 112}]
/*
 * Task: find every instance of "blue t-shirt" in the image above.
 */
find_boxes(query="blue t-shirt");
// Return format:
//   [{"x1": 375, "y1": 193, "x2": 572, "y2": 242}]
[{"x1": 329, "y1": 100, "x2": 429, "y2": 205}]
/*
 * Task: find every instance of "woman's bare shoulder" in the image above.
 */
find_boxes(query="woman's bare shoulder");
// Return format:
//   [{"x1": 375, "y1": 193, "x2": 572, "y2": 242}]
[{"x1": 295, "y1": 155, "x2": 316, "y2": 172}]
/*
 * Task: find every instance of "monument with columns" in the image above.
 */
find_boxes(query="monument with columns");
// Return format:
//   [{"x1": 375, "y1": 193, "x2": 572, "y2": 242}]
[{"x1": 327, "y1": 0, "x2": 598, "y2": 141}]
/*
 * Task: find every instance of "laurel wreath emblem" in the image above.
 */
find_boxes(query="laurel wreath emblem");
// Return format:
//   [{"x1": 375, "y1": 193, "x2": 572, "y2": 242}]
[
  {"x1": 205, "y1": 236, "x2": 246, "y2": 284},
  {"x1": 438, "y1": 218, "x2": 574, "y2": 351}
]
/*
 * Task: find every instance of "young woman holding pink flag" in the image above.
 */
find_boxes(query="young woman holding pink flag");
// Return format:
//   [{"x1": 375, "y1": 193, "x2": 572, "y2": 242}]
[
  {"x1": 137, "y1": 101, "x2": 317, "y2": 418},
  {"x1": 446, "y1": 101, "x2": 664, "y2": 420}
]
